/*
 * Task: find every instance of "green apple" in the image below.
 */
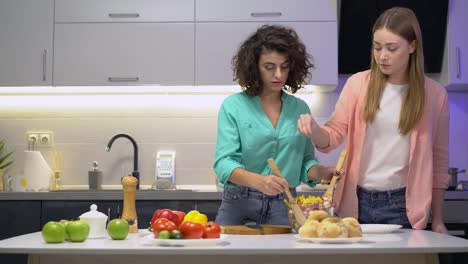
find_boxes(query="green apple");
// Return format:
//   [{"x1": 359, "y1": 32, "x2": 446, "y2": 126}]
[
  {"x1": 107, "y1": 218, "x2": 129, "y2": 240},
  {"x1": 66, "y1": 220, "x2": 90, "y2": 242},
  {"x1": 59, "y1": 220, "x2": 71, "y2": 241},
  {"x1": 41, "y1": 221, "x2": 66, "y2": 243}
]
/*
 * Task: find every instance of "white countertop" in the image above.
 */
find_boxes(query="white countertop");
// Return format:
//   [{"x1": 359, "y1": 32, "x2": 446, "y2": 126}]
[{"x1": 1, "y1": 229, "x2": 468, "y2": 255}]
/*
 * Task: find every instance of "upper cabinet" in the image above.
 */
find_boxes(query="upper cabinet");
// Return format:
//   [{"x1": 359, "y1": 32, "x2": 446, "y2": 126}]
[
  {"x1": 443, "y1": 0, "x2": 468, "y2": 90},
  {"x1": 55, "y1": 0, "x2": 193, "y2": 23},
  {"x1": 0, "y1": 0, "x2": 53, "y2": 86},
  {"x1": 53, "y1": 0, "x2": 195, "y2": 86},
  {"x1": 195, "y1": 0, "x2": 338, "y2": 87},
  {"x1": 195, "y1": 0, "x2": 336, "y2": 22},
  {"x1": 0, "y1": 0, "x2": 338, "y2": 88},
  {"x1": 54, "y1": 23, "x2": 194, "y2": 86}
]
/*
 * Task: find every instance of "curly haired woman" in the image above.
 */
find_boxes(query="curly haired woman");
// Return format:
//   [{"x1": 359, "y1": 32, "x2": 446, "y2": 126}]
[{"x1": 213, "y1": 25, "x2": 335, "y2": 225}]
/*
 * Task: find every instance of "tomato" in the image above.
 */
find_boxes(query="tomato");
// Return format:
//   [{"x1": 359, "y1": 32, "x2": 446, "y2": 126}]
[
  {"x1": 151, "y1": 218, "x2": 177, "y2": 237},
  {"x1": 202, "y1": 221, "x2": 221, "y2": 239},
  {"x1": 178, "y1": 221, "x2": 204, "y2": 239},
  {"x1": 150, "y1": 209, "x2": 162, "y2": 226},
  {"x1": 151, "y1": 209, "x2": 178, "y2": 226},
  {"x1": 172, "y1": 211, "x2": 186, "y2": 227}
]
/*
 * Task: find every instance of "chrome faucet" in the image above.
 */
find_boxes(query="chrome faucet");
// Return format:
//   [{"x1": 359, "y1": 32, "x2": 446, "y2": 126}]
[{"x1": 106, "y1": 133, "x2": 140, "y2": 189}]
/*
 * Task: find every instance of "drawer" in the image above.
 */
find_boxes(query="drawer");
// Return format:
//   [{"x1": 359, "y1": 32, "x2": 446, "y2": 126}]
[
  {"x1": 55, "y1": 0, "x2": 194, "y2": 22},
  {"x1": 196, "y1": 0, "x2": 336, "y2": 22}
]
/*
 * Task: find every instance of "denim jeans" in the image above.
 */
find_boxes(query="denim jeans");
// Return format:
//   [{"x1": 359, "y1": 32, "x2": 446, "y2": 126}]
[
  {"x1": 357, "y1": 186, "x2": 412, "y2": 228},
  {"x1": 215, "y1": 185, "x2": 295, "y2": 225}
]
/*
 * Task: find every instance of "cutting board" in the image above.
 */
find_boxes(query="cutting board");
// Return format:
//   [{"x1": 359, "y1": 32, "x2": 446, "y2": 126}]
[{"x1": 221, "y1": 225, "x2": 292, "y2": 235}]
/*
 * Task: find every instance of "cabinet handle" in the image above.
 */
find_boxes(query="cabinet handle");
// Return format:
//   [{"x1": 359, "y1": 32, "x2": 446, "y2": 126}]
[
  {"x1": 250, "y1": 12, "x2": 282, "y2": 18},
  {"x1": 108, "y1": 13, "x2": 140, "y2": 18},
  {"x1": 42, "y1": 49, "x2": 47, "y2": 81},
  {"x1": 108, "y1": 77, "x2": 139, "y2": 82},
  {"x1": 455, "y1": 47, "x2": 461, "y2": 79}
]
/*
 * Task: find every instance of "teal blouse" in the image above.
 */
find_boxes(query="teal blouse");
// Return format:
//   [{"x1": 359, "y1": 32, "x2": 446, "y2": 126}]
[{"x1": 213, "y1": 91, "x2": 319, "y2": 189}]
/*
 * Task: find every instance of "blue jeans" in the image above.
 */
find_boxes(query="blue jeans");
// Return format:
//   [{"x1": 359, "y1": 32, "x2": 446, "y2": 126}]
[
  {"x1": 357, "y1": 186, "x2": 412, "y2": 228},
  {"x1": 215, "y1": 186, "x2": 294, "y2": 225}
]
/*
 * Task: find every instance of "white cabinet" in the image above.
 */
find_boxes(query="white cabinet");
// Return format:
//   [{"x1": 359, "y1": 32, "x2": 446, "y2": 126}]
[
  {"x1": 195, "y1": 22, "x2": 337, "y2": 86},
  {"x1": 195, "y1": 0, "x2": 336, "y2": 22},
  {"x1": 0, "y1": 0, "x2": 53, "y2": 86},
  {"x1": 54, "y1": 23, "x2": 194, "y2": 86},
  {"x1": 194, "y1": 0, "x2": 338, "y2": 87},
  {"x1": 55, "y1": 0, "x2": 194, "y2": 22},
  {"x1": 53, "y1": 0, "x2": 195, "y2": 86},
  {"x1": 443, "y1": 0, "x2": 468, "y2": 90},
  {"x1": 0, "y1": 0, "x2": 338, "y2": 87}
]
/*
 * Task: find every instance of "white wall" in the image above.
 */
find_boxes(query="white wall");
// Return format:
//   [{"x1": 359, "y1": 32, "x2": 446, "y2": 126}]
[{"x1": 1, "y1": 76, "x2": 467, "y2": 187}]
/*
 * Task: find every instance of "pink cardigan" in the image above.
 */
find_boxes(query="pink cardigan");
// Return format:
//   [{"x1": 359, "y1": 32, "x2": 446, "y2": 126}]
[{"x1": 318, "y1": 70, "x2": 450, "y2": 229}]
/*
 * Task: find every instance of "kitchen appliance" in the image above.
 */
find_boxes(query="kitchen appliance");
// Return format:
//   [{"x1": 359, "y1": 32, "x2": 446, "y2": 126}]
[
  {"x1": 154, "y1": 151, "x2": 176, "y2": 189},
  {"x1": 448, "y1": 167, "x2": 466, "y2": 190}
]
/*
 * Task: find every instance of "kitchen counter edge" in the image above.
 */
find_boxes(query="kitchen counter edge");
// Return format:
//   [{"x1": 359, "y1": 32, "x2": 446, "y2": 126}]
[{"x1": 0, "y1": 189, "x2": 467, "y2": 201}]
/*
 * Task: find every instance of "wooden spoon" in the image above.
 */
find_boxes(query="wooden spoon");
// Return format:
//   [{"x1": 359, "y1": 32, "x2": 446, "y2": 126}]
[
  {"x1": 322, "y1": 149, "x2": 348, "y2": 202},
  {"x1": 267, "y1": 158, "x2": 307, "y2": 226}
]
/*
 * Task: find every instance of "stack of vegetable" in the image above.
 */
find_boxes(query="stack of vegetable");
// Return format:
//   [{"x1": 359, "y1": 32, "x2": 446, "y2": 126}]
[{"x1": 149, "y1": 209, "x2": 221, "y2": 239}]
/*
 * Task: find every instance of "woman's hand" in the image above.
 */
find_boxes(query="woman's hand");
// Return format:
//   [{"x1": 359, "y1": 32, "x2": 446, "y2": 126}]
[
  {"x1": 431, "y1": 219, "x2": 448, "y2": 234},
  {"x1": 297, "y1": 114, "x2": 320, "y2": 138},
  {"x1": 257, "y1": 176, "x2": 289, "y2": 196},
  {"x1": 308, "y1": 165, "x2": 338, "y2": 182}
]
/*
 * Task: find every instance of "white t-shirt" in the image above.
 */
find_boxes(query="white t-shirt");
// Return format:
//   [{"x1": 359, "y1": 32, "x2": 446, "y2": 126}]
[{"x1": 358, "y1": 82, "x2": 411, "y2": 191}]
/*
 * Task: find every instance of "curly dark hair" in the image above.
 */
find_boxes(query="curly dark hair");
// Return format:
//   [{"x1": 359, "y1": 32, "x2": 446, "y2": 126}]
[{"x1": 232, "y1": 24, "x2": 314, "y2": 96}]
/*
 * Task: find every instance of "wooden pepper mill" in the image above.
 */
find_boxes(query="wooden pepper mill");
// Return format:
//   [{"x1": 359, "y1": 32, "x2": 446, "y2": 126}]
[{"x1": 121, "y1": 174, "x2": 138, "y2": 233}]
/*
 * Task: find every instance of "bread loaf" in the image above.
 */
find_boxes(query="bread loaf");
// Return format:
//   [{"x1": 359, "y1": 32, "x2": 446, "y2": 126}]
[
  {"x1": 307, "y1": 210, "x2": 329, "y2": 222},
  {"x1": 297, "y1": 215, "x2": 362, "y2": 238},
  {"x1": 341, "y1": 217, "x2": 362, "y2": 237},
  {"x1": 317, "y1": 218, "x2": 348, "y2": 238},
  {"x1": 298, "y1": 219, "x2": 320, "y2": 238}
]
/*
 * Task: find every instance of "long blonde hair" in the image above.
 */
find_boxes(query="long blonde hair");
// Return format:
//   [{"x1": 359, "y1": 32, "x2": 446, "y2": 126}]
[{"x1": 364, "y1": 7, "x2": 425, "y2": 135}]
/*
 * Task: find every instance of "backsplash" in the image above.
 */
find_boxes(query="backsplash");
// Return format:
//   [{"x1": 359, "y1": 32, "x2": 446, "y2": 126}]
[{"x1": 1, "y1": 76, "x2": 467, "y2": 187}]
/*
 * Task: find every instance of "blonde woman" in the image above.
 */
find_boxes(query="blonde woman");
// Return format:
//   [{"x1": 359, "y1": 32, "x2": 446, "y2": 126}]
[{"x1": 297, "y1": 7, "x2": 449, "y2": 233}]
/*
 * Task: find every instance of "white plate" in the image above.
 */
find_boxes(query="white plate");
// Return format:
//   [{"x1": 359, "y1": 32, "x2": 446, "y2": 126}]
[
  {"x1": 294, "y1": 234, "x2": 363, "y2": 244},
  {"x1": 141, "y1": 234, "x2": 228, "y2": 247},
  {"x1": 360, "y1": 224, "x2": 402, "y2": 234}
]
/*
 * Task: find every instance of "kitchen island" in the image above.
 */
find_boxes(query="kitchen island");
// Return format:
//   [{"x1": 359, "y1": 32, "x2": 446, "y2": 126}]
[{"x1": 1, "y1": 229, "x2": 468, "y2": 264}]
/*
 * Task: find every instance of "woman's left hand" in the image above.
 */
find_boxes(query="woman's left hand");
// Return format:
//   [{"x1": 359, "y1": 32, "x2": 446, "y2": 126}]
[
  {"x1": 309, "y1": 165, "x2": 338, "y2": 182},
  {"x1": 320, "y1": 166, "x2": 338, "y2": 182},
  {"x1": 431, "y1": 220, "x2": 448, "y2": 234}
]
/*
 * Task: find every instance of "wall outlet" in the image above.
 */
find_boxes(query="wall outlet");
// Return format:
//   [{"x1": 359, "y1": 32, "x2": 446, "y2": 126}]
[{"x1": 26, "y1": 131, "x2": 54, "y2": 147}]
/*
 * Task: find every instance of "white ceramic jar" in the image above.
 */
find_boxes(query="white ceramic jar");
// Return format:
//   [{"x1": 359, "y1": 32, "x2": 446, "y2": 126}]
[{"x1": 79, "y1": 204, "x2": 108, "y2": 239}]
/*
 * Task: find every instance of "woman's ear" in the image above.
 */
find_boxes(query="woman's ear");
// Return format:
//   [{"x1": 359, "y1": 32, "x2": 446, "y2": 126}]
[{"x1": 409, "y1": 40, "x2": 416, "y2": 54}]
